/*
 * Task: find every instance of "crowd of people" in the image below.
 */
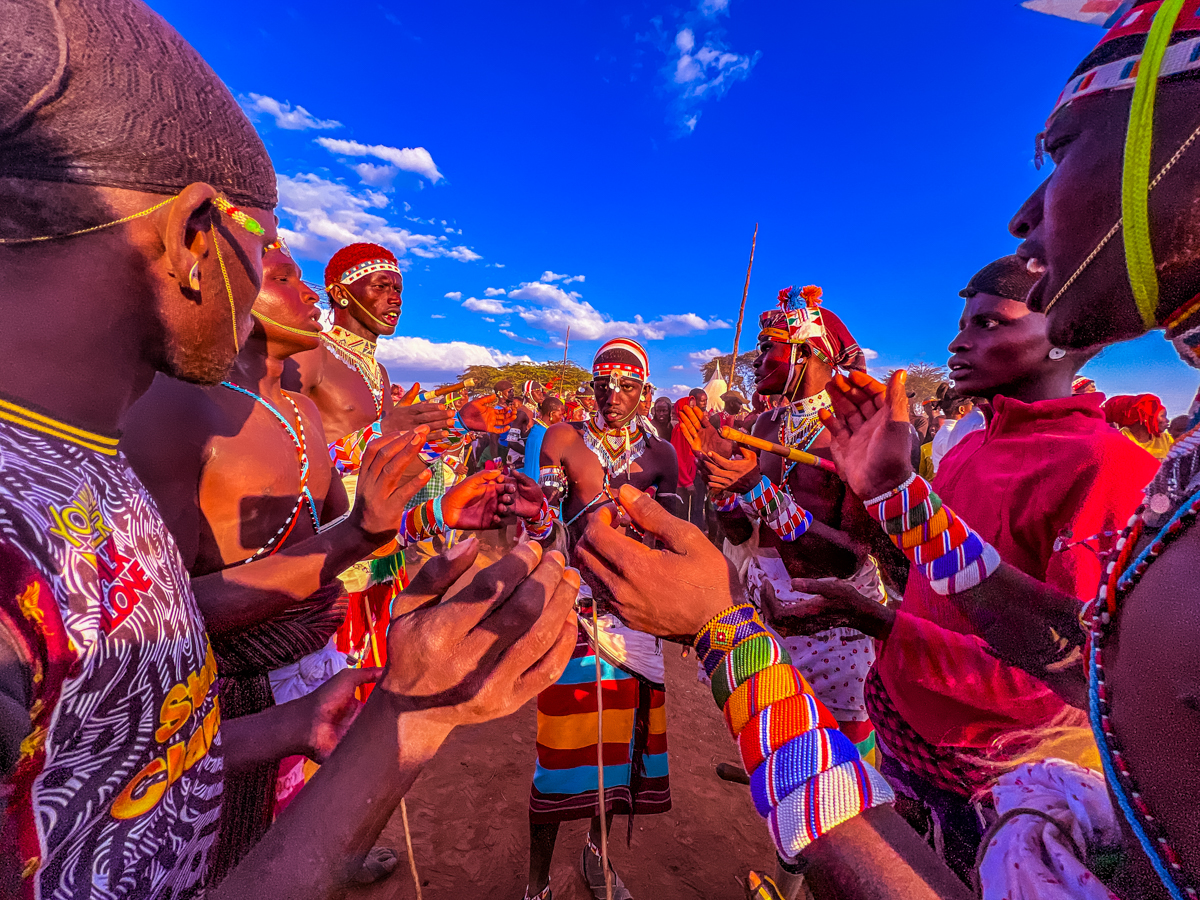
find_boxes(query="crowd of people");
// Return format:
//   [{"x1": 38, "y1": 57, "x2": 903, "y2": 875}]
[{"x1": 1, "y1": 1, "x2": 1200, "y2": 899}]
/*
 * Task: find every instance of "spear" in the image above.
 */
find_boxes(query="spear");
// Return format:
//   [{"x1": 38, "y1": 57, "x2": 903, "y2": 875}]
[
  {"x1": 558, "y1": 326, "x2": 571, "y2": 400},
  {"x1": 728, "y1": 224, "x2": 758, "y2": 392}
]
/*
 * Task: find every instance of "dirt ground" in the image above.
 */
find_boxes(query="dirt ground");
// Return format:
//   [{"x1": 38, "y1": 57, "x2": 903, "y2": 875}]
[{"x1": 349, "y1": 645, "x2": 777, "y2": 900}]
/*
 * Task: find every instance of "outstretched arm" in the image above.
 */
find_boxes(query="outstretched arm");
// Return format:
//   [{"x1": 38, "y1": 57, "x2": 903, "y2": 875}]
[{"x1": 210, "y1": 538, "x2": 579, "y2": 899}]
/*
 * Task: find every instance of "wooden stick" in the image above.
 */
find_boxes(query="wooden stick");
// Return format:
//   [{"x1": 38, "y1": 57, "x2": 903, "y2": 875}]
[
  {"x1": 728, "y1": 224, "x2": 758, "y2": 392},
  {"x1": 720, "y1": 426, "x2": 839, "y2": 475},
  {"x1": 416, "y1": 378, "x2": 475, "y2": 402},
  {"x1": 362, "y1": 593, "x2": 383, "y2": 668},
  {"x1": 400, "y1": 799, "x2": 423, "y2": 900},
  {"x1": 592, "y1": 603, "x2": 613, "y2": 900},
  {"x1": 558, "y1": 326, "x2": 571, "y2": 400}
]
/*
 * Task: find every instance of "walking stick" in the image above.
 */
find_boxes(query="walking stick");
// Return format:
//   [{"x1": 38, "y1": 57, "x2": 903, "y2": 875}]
[
  {"x1": 729, "y1": 224, "x2": 758, "y2": 392},
  {"x1": 592, "y1": 602, "x2": 613, "y2": 900}
]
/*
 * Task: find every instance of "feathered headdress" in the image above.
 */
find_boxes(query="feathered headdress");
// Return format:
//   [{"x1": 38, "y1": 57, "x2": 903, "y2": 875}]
[{"x1": 776, "y1": 285, "x2": 824, "y2": 311}]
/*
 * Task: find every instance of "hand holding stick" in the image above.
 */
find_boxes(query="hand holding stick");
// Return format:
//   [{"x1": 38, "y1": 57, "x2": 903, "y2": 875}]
[
  {"x1": 416, "y1": 378, "x2": 475, "y2": 403},
  {"x1": 719, "y1": 426, "x2": 839, "y2": 475}
]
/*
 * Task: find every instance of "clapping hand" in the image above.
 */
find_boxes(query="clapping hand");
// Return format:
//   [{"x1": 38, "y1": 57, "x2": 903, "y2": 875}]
[
  {"x1": 383, "y1": 383, "x2": 455, "y2": 435},
  {"x1": 459, "y1": 397, "x2": 518, "y2": 435},
  {"x1": 820, "y1": 370, "x2": 913, "y2": 500},
  {"x1": 504, "y1": 470, "x2": 549, "y2": 519},
  {"x1": 441, "y1": 470, "x2": 518, "y2": 530},
  {"x1": 353, "y1": 428, "x2": 434, "y2": 539},
  {"x1": 380, "y1": 539, "x2": 580, "y2": 728},
  {"x1": 679, "y1": 403, "x2": 735, "y2": 457},
  {"x1": 698, "y1": 446, "x2": 762, "y2": 495}
]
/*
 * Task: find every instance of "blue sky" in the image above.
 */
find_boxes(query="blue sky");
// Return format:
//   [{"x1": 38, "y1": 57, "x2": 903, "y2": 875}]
[{"x1": 154, "y1": 0, "x2": 1195, "y2": 412}]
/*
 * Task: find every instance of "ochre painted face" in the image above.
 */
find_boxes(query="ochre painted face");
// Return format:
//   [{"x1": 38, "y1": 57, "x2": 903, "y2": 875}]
[
  {"x1": 592, "y1": 376, "x2": 646, "y2": 427},
  {"x1": 946, "y1": 293, "x2": 1053, "y2": 399},
  {"x1": 1010, "y1": 81, "x2": 1200, "y2": 349},
  {"x1": 753, "y1": 338, "x2": 806, "y2": 396},
  {"x1": 253, "y1": 248, "x2": 321, "y2": 350},
  {"x1": 345, "y1": 269, "x2": 403, "y2": 336}
]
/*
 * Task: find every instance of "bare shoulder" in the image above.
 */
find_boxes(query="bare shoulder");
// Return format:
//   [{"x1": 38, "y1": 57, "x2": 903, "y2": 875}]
[
  {"x1": 751, "y1": 407, "x2": 783, "y2": 440},
  {"x1": 284, "y1": 343, "x2": 327, "y2": 394},
  {"x1": 287, "y1": 390, "x2": 330, "y2": 449},
  {"x1": 542, "y1": 422, "x2": 585, "y2": 457}
]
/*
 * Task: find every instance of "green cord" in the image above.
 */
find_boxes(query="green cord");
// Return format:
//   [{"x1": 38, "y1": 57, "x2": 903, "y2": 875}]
[{"x1": 1122, "y1": 0, "x2": 1188, "y2": 330}]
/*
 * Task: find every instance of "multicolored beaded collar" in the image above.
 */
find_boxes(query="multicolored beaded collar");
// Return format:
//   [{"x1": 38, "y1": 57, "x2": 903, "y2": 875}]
[{"x1": 322, "y1": 325, "x2": 384, "y2": 418}]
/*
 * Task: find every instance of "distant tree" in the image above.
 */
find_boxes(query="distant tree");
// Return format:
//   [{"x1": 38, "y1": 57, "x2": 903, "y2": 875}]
[
  {"x1": 701, "y1": 351, "x2": 759, "y2": 393},
  {"x1": 888, "y1": 362, "x2": 951, "y2": 414},
  {"x1": 451, "y1": 361, "x2": 592, "y2": 398}
]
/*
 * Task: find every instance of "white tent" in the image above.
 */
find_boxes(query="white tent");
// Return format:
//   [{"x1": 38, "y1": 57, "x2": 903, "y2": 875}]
[{"x1": 704, "y1": 362, "x2": 728, "y2": 412}]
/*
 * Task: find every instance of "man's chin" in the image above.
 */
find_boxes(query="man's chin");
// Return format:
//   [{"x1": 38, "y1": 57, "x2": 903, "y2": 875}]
[{"x1": 1046, "y1": 296, "x2": 1135, "y2": 350}]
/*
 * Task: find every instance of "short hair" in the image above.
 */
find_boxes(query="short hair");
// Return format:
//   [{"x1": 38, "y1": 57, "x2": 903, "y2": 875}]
[
  {"x1": 494, "y1": 379, "x2": 513, "y2": 393},
  {"x1": 539, "y1": 396, "x2": 563, "y2": 416},
  {"x1": 689, "y1": 388, "x2": 707, "y2": 400},
  {"x1": 959, "y1": 255, "x2": 1040, "y2": 304}
]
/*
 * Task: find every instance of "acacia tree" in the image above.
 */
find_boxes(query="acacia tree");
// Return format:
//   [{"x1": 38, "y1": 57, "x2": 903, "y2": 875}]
[
  {"x1": 889, "y1": 362, "x2": 951, "y2": 413},
  {"x1": 700, "y1": 351, "x2": 759, "y2": 393},
  {"x1": 451, "y1": 361, "x2": 592, "y2": 398}
]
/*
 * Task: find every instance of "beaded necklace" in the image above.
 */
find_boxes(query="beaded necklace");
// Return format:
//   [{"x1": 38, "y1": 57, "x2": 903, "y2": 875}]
[
  {"x1": 582, "y1": 415, "x2": 647, "y2": 478},
  {"x1": 1088, "y1": 432, "x2": 1200, "y2": 900},
  {"x1": 322, "y1": 325, "x2": 384, "y2": 417},
  {"x1": 221, "y1": 382, "x2": 321, "y2": 562},
  {"x1": 779, "y1": 391, "x2": 830, "y2": 482}
]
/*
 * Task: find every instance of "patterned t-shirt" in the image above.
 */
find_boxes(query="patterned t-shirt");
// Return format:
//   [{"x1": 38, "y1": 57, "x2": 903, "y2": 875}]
[{"x1": 0, "y1": 409, "x2": 222, "y2": 900}]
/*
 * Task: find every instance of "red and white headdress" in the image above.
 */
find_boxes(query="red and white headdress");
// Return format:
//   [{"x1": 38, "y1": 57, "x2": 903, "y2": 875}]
[
  {"x1": 324, "y1": 242, "x2": 401, "y2": 290},
  {"x1": 592, "y1": 337, "x2": 650, "y2": 389}
]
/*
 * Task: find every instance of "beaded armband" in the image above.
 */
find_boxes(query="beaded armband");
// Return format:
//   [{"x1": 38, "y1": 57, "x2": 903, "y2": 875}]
[
  {"x1": 740, "y1": 476, "x2": 813, "y2": 542},
  {"x1": 329, "y1": 421, "x2": 384, "y2": 475},
  {"x1": 539, "y1": 465, "x2": 568, "y2": 497},
  {"x1": 691, "y1": 604, "x2": 893, "y2": 859},
  {"x1": 866, "y1": 474, "x2": 1001, "y2": 596},
  {"x1": 524, "y1": 496, "x2": 557, "y2": 541},
  {"x1": 398, "y1": 496, "x2": 448, "y2": 544},
  {"x1": 714, "y1": 492, "x2": 740, "y2": 513}
]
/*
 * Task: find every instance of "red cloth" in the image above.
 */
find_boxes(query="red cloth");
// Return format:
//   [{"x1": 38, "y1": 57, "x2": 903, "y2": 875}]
[
  {"x1": 670, "y1": 397, "x2": 697, "y2": 489},
  {"x1": 875, "y1": 393, "x2": 1159, "y2": 751},
  {"x1": 1103, "y1": 393, "x2": 1167, "y2": 437}
]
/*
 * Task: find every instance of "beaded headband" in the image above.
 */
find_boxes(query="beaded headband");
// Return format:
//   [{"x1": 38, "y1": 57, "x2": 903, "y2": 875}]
[
  {"x1": 328, "y1": 258, "x2": 402, "y2": 289},
  {"x1": 592, "y1": 337, "x2": 650, "y2": 389}
]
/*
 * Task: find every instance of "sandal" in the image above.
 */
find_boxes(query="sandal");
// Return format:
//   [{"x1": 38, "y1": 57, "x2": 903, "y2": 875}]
[{"x1": 580, "y1": 837, "x2": 633, "y2": 900}]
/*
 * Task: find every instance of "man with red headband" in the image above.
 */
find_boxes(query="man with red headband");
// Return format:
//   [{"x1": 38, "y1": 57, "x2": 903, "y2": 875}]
[
  {"x1": 290, "y1": 242, "x2": 515, "y2": 671},
  {"x1": 1104, "y1": 392, "x2": 1175, "y2": 458},
  {"x1": 521, "y1": 338, "x2": 681, "y2": 900}
]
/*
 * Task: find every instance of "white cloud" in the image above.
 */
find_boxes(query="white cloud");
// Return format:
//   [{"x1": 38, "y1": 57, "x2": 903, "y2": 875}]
[
  {"x1": 276, "y1": 173, "x2": 481, "y2": 262},
  {"x1": 315, "y1": 137, "x2": 444, "y2": 183},
  {"x1": 484, "y1": 287, "x2": 507, "y2": 296},
  {"x1": 862, "y1": 348, "x2": 879, "y2": 360},
  {"x1": 688, "y1": 347, "x2": 723, "y2": 363},
  {"x1": 482, "y1": 317, "x2": 495, "y2": 323},
  {"x1": 669, "y1": 384, "x2": 694, "y2": 396},
  {"x1": 540, "y1": 270, "x2": 586, "y2": 284},
  {"x1": 240, "y1": 93, "x2": 341, "y2": 130},
  {"x1": 431, "y1": 314, "x2": 446, "y2": 319},
  {"x1": 494, "y1": 263, "x2": 506, "y2": 268},
  {"x1": 506, "y1": 281, "x2": 729, "y2": 341},
  {"x1": 444, "y1": 291, "x2": 463, "y2": 300},
  {"x1": 671, "y1": 364, "x2": 685, "y2": 371},
  {"x1": 352, "y1": 163, "x2": 398, "y2": 188},
  {"x1": 375, "y1": 336, "x2": 532, "y2": 371},
  {"x1": 662, "y1": 3, "x2": 759, "y2": 134},
  {"x1": 462, "y1": 296, "x2": 510, "y2": 314}
]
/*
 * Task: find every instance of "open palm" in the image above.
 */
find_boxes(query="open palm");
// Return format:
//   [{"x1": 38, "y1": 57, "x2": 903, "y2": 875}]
[{"x1": 820, "y1": 370, "x2": 914, "y2": 500}]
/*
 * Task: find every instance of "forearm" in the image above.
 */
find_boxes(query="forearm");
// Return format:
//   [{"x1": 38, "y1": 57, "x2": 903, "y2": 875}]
[
  {"x1": 192, "y1": 514, "x2": 385, "y2": 634},
  {"x1": 219, "y1": 700, "x2": 310, "y2": 772},
  {"x1": 211, "y1": 692, "x2": 449, "y2": 899}
]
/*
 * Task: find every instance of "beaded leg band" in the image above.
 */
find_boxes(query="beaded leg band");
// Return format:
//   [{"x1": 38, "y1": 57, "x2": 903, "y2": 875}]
[
  {"x1": 692, "y1": 605, "x2": 893, "y2": 859},
  {"x1": 866, "y1": 474, "x2": 1000, "y2": 595}
]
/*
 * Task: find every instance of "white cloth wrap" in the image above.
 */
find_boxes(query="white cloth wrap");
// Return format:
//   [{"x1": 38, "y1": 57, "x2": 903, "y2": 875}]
[
  {"x1": 744, "y1": 551, "x2": 883, "y2": 722},
  {"x1": 980, "y1": 759, "x2": 1121, "y2": 900},
  {"x1": 269, "y1": 638, "x2": 349, "y2": 705},
  {"x1": 576, "y1": 583, "x2": 665, "y2": 685}
]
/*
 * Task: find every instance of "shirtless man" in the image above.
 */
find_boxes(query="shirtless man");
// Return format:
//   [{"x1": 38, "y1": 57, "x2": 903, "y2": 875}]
[
  {"x1": 0, "y1": 4, "x2": 577, "y2": 897},
  {"x1": 121, "y1": 240, "x2": 519, "y2": 877},
  {"x1": 523, "y1": 338, "x2": 681, "y2": 900}
]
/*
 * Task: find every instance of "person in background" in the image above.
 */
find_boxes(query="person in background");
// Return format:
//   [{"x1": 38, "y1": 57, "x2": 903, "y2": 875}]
[
  {"x1": 1170, "y1": 413, "x2": 1193, "y2": 440},
  {"x1": 929, "y1": 393, "x2": 977, "y2": 475},
  {"x1": 1103, "y1": 393, "x2": 1174, "y2": 459},
  {"x1": 716, "y1": 391, "x2": 749, "y2": 430},
  {"x1": 650, "y1": 395, "x2": 674, "y2": 441},
  {"x1": 671, "y1": 396, "x2": 705, "y2": 527}
]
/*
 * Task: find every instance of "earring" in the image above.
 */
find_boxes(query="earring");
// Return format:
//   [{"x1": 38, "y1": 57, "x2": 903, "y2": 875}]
[
  {"x1": 1048, "y1": 347, "x2": 1067, "y2": 360},
  {"x1": 188, "y1": 262, "x2": 201, "y2": 291},
  {"x1": 336, "y1": 296, "x2": 349, "y2": 307}
]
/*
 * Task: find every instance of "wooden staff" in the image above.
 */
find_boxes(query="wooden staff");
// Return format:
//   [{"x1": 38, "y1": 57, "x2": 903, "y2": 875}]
[
  {"x1": 416, "y1": 378, "x2": 475, "y2": 402},
  {"x1": 728, "y1": 224, "x2": 758, "y2": 392},
  {"x1": 720, "y1": 426, "x2": 839, "y2": 475},
  {"x1": 558, "y1": 326, "x2": 571, "y2": 400},
  {"x1": 591, "y1": 602, "x2": 613, "y2": 900}
]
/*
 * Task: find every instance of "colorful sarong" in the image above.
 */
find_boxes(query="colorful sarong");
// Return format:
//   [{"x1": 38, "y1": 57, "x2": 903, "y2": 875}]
[{"x1": 530, "y1": 633, "x2": 670, "y2": 825}]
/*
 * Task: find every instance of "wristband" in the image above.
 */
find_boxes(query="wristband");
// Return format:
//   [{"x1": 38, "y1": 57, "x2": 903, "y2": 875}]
[
  {"x1": 711, "y1": 633, "x2": 791, "y2": 710},
  {"x1": 525, "y1": 496, "x2": 557, "y2": 540},
  {"x1": 694, "y1": 605, "x2": 768, "y2": 679},
  {"x1": 724, "y1": 664, "x2": 810, "y2": 737},
  {"x1": 750, "y1": 729, "x2": 862, "y2": 817},
  {"x1": 431, "y1": 494, "x2": 446, "y2": 534},
  {"x1": 715, "y1": 492, "x2": 740, "y2": 512},
  {"x1": 767, "y1": 760, "x2": 894, "y2": 857},
  {"x1": 739, "y1": 693, "x2": 841, "y2": 775}
]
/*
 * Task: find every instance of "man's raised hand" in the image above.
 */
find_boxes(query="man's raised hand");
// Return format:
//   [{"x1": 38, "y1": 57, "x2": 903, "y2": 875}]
[
  {"x1": 353, "y1": 428, "x2": 433, "y2": 538},
  {"x1": 820, "y1": 369, "x2": 914, "y2": 500},
  {"x1": 383, "y1": 383, "x2": 455, "y2": 435},
  {"x1": 458, "y1": 396, "x2": 517, "y2": 434},
  {"x1": 698, "y1": 447, "x2": 761, "y2": 495},
  {"x1": 679, "y1": 403, "x2": 735, "y2": 457},
  {"x1": 504, "y1": 471, "x2": 549, "y2": 520},
  {"x1": 575, "y1": 484, "x2": 742, "y2": 642},
  {"x1": 441, "y1": 470, "x2": 517, "y2": 531},
  {"x1": 381, "y1": 539, "x2": 580, "y2": 729}
]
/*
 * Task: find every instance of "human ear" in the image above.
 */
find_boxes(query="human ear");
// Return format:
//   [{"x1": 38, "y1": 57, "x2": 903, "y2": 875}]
[{"x1": 163, "y1": 183, "x2": 219, "y2": 295}]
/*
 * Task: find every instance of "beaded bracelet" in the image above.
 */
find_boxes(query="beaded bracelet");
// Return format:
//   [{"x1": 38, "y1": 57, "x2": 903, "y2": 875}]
[
  {"x1": 690, "y1": 604, "x2": 893, "y2": 862},
  {"x1": 866, "y1": 474, "x2": 1000, "y2": 596},
  {"x1": 740, "y1": 476, "x2": 813, "y2": 542},
  {"x1": 398, "y1": 496, "x2": 448, "y2": 544},
  {"x1": 768, "y1": 759, "x2": 893, "y2": 858},
  {"x1": 538, "y1": 465, "x2": 568, "y2": 497},
  {"x1": 711, "y1": 632, "x2": 792, "y2": 710},
  {"x1": 524, "y1": 496, "x2": 557, "y2": 540},
  {"x1": 714, "y1": 492, "x2": 740, "y2": 513},
  {"x1": 750, "y1": 728, "x2": 862, "y2": 817},
  {"x1": 694, "y1": 604, "x2": 767, "y2": 678}
]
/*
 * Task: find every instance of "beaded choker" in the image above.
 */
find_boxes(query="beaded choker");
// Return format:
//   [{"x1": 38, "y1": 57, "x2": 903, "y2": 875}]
[
  {"x1": 581, "y1": 416, "x2": 647, "y2": 477},
  {"x1": 322, "y1": 325, "x2": 383, "y2": 417}
]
